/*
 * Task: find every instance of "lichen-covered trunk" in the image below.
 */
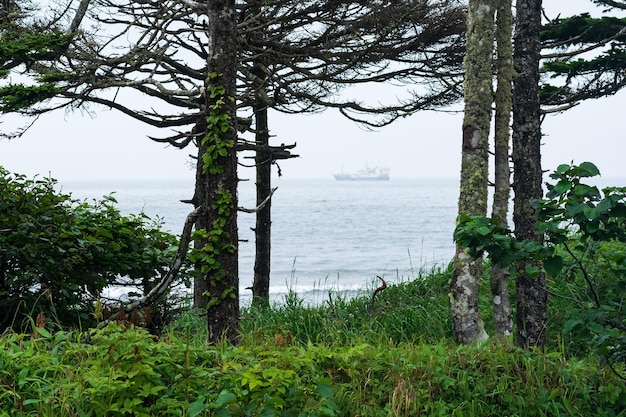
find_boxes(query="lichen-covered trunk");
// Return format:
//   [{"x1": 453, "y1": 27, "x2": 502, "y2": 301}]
[
  {"x1": 512, "y1": 0, "x2": 546, "y2": 349},
  {"x1": 193, "y1": 0, "x2": 240, "y2": 344},
  {"x1": 491, "y1": 0, "x2": 513, "y2": 339},
  {"x1": 252, "y1": 86, "x2": 272, "y2": 307},
  {"x1": 450, "y1": 0, "x2": 495, "y2": 344}
]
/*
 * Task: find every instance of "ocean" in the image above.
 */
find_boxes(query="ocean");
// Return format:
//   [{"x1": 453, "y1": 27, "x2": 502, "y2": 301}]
[{"x1": 62, "y1": 178, "x2": 459, "y2": 304}]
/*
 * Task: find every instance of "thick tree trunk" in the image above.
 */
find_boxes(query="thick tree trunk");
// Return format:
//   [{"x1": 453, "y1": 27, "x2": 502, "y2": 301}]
[
  {"x1": 491, "y1": 0, "x2": 513, "y2": 338},
  {"x1": 512, "y1": 0, "x2": 546, "y2": 349},
  {"x1": 193, "y1": 0, "x2": 240, "y2": 344},
  {"x1": 252, "y1": 84, "x2": 272, "y2": 307},
  {"x1": 450, "y1": 0, "x2": 494, "y2": 344}
]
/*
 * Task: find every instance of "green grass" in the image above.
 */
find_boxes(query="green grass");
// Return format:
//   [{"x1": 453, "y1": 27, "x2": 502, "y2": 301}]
[
  {"x1": 240, "y1": 266, "x2": 453, "y2": 347},
  {"x1": 1, "y1": 266, "x2": 626, "y2": 416}
]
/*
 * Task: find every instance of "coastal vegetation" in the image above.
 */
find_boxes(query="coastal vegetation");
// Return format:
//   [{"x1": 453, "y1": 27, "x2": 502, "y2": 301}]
[
  {"x1": 0, "y1": 166, "x2": 191, "y2": 332},
  {"x1": 2, "y1": 0, "x2": 626, "y2": 414},
  {"x1": 3, "y1": 163, "x2": 625, "y2": 415},
  {"x1": 1, "y1": 265, "x2": 626, "y2": 416}
]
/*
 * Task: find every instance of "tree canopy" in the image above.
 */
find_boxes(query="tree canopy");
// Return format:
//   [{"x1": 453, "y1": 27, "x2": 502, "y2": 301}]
[{"x1": 541, "y1": 2, "x2": 626, "y2": 110}]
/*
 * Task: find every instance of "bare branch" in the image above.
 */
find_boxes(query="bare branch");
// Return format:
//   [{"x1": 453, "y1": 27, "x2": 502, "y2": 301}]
[
  {"x1": 109, "y1": 205, "x2": 201, "y2": 319},
  {"x1": 238, "y1": 187, "x2": 277, "y2": 213}
]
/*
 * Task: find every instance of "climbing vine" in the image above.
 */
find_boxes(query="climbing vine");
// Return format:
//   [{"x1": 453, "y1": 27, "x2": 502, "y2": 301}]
[
  {"x1": 190, "y1": 72, "x2": 237, "y2": 308},
  {"x1": 201, "y1": 72, "x2": 235, "y2": 175}
]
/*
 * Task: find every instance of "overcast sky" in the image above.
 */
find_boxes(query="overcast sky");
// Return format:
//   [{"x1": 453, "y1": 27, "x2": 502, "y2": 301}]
[{"x1": 1, "y1": 1, "x2": 624, "y2": 184}]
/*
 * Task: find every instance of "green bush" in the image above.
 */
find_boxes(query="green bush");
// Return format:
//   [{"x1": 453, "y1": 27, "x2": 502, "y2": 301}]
[
  {"x1": 455, "y1": 162, "x2": 626, "y2": 366},
  {"x1": 0, "y1": 323, "x2": 624, "y2": 417},
  {"x1": 0, "y1": 324, "x2": 339, "y2": 416},
  {"x1": 0, "y1": 167, "x2": 188, "y2": 330}
]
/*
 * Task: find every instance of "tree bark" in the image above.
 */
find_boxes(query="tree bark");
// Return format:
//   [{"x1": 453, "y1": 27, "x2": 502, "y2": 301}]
[
  {"x1": 491, "y1": 0, "x2": 514, "y2": 339},
  {"x1": 450, "y1": 0, "x2": 494, "y2": 344},
  {"x1": 252, "y1": 72, "x2": 272, "y2": 307},
  {"x1": 193, "y1": 0, "x2": 240, "y2": 345},
  {"x1": 512, "y1": 0, "x2": 546, "y2": 349},
  {"x1": 246, "y1": 0, "x2": 273, "y2": 308}
]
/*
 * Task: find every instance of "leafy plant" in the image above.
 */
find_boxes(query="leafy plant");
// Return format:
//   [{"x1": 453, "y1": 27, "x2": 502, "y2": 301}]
[
  {"x1": 1, "y1": 270, "x2": 626, "y2": 417},
  {"x1": 536, "y1": 162, "x2": 626, "y2": 364},
  {"x1": 455, "y1": 162, "x2": 626, "y2": 367},
  {"x1": 0, "y1": 167, "x2": 189, "y2": 331}
]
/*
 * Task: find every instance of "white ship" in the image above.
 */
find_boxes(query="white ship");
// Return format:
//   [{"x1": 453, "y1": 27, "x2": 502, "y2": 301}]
[{"x1": 333, "y1": 166, "x2": 390, "y2": 181}]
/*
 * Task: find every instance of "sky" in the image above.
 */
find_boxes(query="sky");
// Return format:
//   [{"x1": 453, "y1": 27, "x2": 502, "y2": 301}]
[{"x1": 1, "y1": 1, "x2": 625, "y2": 184}]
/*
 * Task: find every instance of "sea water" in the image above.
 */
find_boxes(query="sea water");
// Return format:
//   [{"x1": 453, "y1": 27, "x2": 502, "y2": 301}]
[{"x1": 62, "y1": 178, "x2": 459, "y2": 304}]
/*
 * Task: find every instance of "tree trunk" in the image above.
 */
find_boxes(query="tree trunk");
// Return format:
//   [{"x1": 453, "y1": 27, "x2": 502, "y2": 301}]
[
  {"x1": 246, "y1": 0, "x2": 272, "y2": 308},
  {"x1": 193, "y1": 0, "x2": 240, "y2": 345},
  {"x1": 252, "y1": 78, "x2": 272, "y2": 307},
  {"x1": 512, "y1": 0, "x2": 546, "y2": 349},
  {"x1": 450, "y1": 0, "x2": 494, "y2": 344},
  {"x1": 491, "y1": 0, "x2": 513, "y2": 338}
]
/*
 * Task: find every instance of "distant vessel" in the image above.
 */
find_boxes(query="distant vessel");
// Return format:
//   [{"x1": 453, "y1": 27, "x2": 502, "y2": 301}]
[{"x1": 333, "y1": 166, "x2": 390, "y2": 181}]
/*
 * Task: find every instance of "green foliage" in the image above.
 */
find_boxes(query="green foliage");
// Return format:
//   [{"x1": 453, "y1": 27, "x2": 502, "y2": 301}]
[
  {"x1": 0, "y1": 30, "x2": 71, "y2": 112},
  {"x1": 536, "y1": 163, "x2": 626, "y2": 363},
  {"x1": 540, "y1": 12, "x2": 626, "y2": 106},
  {"x1": 1, "y1": 322, "x2": 624, "y2": 417},
  {"x1": 541, "y1": 14, "x2": 626, "y2": 46},
  {"x1": 201, "y1": 73, "x2": 235, "y2": 176},
  {"x1": 1, "y1": 268, "x2": 625, "y2": 416},
  {"x1": 191, "y1": 73, "x2": 237, "y2": 310},
  {"x1": 189, "y1": 201, "x2": 237, "y2": 308},
  {"x1": 241, "y1": 268, "x2": 453, "y2": 347},
  {"x1": 538, "y1": 161, "x2": 626, "y2": 245},
  {"x1": 455, "y1": 162, "x2": 626, "y2": 367},
  {"x1": 0, "y1": 82, "x2": 60, "y2": 112},
  {"x1": 540, "y1": 83, "x2": 573, "y2": 105},
  {"x1": 0, "y1": 324, "x2": 339, "y2": 416},
  {"x1": 0, "y1": 30, "x2": 71, "y2": 64},
  {"x1": 0, "y1": 167, "x2": 187, "y2": 330},
  {"x1": 543, "y1": 49, "x2": 626, "y2": 78},
  {"x1": 454, "y1": 214, "x2": 553, "y2": 272}
]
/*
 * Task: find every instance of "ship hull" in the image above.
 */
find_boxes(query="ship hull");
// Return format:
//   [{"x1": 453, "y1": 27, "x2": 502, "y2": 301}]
[
  {"x1": 333, "y1": 174, "x2": 390, "y2": 181},
  {"x1": 333, "y1": 166, "x2": 390, "y2": 181}
]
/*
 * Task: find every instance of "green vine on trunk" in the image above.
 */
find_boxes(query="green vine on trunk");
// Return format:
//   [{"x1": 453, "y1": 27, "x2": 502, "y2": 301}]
[
  {"x1": 190, "y1": 72, "x2": 237, "y2": 308},
  {"x1": 202, "y1": 72, "x2": 235, "y2": 175}
]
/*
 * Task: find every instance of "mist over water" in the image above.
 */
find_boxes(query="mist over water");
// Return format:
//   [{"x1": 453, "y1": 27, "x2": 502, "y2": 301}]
[{"x1": 63, "y1": 178, "x2": 459, "y2": 304}]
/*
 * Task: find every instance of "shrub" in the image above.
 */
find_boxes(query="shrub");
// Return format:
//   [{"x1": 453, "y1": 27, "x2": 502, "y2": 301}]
[{"x1": 0, "y1": 167, "x2": 188, "y2": 330}]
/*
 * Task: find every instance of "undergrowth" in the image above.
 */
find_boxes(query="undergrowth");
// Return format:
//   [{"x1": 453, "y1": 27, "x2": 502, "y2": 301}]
[{"x1": 1, "y1": 267, "x2": 626, "y2": 416}]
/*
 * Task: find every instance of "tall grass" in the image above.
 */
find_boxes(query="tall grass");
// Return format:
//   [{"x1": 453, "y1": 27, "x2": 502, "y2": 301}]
[
  {"x1": 1, "y1": 266, "x2": 626, "y2": 416},
  {"x1": 241, "y1": 265, "x2": 453, "y2": 347}
]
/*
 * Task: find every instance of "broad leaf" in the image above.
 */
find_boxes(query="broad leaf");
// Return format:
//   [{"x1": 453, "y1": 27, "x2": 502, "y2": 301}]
[
  {"x1": 578, "y1": 161, "x2": 600, "y2": 177},
  {"x1": 544, "y1": 255, "x2": 564, "y2": 277}
]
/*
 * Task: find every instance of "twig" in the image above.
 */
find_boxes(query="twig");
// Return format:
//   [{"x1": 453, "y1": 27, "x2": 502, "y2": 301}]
[{"x1": 370, "y1": 275, "x2": 387, "y2": 310}]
